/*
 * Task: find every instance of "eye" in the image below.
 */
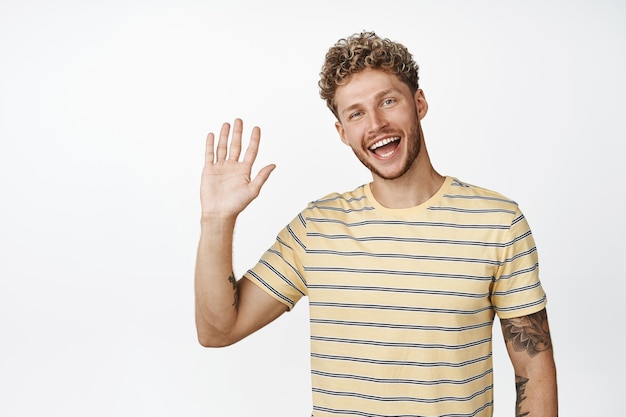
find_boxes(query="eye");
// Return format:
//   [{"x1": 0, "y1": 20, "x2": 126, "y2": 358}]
[
  {"x1": 382, "y1": 98, "x2": 395, "y2": 107},
  {"x1": 349, "y1": 111, "x2": 363, "y2": 120}
]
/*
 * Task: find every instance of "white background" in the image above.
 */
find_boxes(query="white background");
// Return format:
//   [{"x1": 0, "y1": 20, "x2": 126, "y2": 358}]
[{"x1": 1, "y1": 0, "x2": 624, "y2": 415}]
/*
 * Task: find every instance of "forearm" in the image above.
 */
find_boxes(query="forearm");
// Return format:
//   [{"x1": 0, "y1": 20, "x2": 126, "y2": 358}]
[
  {"x1": 501, "y1": 309, "x2": 558, "y2": 417},
  {"x1": 194, "y1": 215, "x2": 240, "y2": 346},
  {"x1": 515, "y1": 351, "x2": 558, "y2": 416}
]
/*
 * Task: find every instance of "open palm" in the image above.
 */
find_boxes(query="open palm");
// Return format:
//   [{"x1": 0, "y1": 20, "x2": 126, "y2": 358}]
[{"x1": 200, "y1": 119, "x2": 275, "y2": 218}]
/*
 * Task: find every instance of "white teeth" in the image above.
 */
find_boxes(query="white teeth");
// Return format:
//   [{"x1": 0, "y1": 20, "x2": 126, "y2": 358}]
[{"x1": 370, "y1": 137, "x2": 399, "y2": 150}]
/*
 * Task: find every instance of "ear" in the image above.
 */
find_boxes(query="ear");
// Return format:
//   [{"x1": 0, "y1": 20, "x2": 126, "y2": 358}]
[
  {"x1": 415, "y1": 89, "x2": 428, "y2": 120},
  {"x1": 335, "y1": 121, "x2": 350, "y2": 146}
]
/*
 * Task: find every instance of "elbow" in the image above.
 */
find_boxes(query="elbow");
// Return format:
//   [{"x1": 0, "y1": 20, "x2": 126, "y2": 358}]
[
  {"x1": 197, "y1": 334, "x2": 233, "y2": 348},
  {"x1": 196, "y1": 326, "x2": 238, "y2": 348},
  {"x1": 195, "y1": 309, "x2": 242, "y2": 347}
]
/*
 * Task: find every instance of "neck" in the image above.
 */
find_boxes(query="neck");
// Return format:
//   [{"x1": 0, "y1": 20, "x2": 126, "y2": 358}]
[{"x1": 369, "y1": 149, "x2": 444, "y2": 209}]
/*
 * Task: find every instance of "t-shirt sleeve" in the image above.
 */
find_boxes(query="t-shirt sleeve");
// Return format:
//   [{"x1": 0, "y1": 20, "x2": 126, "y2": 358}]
[
  {"x1": 244, "y1": 212, "x2": 309, "y2": 310},
  {"x1": 492, "y1": 207, "x2": 547, "y2": 319}
]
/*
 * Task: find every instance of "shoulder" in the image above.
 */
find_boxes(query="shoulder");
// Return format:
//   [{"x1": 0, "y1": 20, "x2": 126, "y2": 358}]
[
  {"x1": 290, "y1": 185, "x2": 375, "y2": 227},
  {"x1": 443, "y1": 177, "x2": 520, "y2": 213},
  {"x1": 305, "y1": 185, "x2": 372, "y2": 212}
]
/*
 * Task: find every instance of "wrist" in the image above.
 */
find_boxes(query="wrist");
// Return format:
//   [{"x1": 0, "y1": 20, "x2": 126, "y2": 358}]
[{"x1": 200, "y1": 212, "x2": 237, "y2": 231}]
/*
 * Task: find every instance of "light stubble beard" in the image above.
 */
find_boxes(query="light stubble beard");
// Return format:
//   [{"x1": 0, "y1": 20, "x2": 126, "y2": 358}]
[{"x1": 351, "y1": 115, "x2": 422, "y2": 181}]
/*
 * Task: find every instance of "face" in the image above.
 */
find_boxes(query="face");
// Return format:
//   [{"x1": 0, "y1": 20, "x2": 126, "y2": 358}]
[{"x1": 334, "y1": 68, "x2": 428, "y2": 181}]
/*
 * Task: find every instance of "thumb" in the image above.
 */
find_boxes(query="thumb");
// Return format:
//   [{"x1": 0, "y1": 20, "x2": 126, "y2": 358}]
[{"x1": 250, "y1": 164, "x2": 276, "y2": 192}]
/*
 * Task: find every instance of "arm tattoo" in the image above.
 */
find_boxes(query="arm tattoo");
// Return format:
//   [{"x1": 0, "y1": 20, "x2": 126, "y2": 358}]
[
  {"x1": 515, "y1": 375, "x2": 530, "y2": 417},
  {"x1": 228, "y1": 273, "x2": 239, "y2": 310},
  {"x1": 501, "y1": 309, "x2": 552, "y2": 357}
]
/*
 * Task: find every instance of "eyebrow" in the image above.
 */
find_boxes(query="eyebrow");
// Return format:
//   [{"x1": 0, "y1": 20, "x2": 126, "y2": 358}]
[{"x1": 340, "y1": 88, "x2": 398, "y2": 117}]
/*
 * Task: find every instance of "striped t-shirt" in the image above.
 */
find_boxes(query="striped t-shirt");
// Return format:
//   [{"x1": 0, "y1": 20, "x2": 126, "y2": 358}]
[{"x1": 245, "y1": 176, "x2": 547, "y2": 417}]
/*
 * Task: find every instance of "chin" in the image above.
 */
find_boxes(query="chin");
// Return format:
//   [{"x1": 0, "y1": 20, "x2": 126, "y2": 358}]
[{"x1": 372, "y1": 166, "x2": 411, "y2": 181}]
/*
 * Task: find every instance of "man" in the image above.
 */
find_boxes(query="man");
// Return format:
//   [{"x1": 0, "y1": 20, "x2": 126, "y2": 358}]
[{"x1": 195, "y1": 31, "x2": 558, "y2": 416}]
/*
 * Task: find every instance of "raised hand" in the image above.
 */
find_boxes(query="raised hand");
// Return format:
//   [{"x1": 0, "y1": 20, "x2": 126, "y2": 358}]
[{"x1": 200, "y1": 118, "x2": 275, "y2": 219}]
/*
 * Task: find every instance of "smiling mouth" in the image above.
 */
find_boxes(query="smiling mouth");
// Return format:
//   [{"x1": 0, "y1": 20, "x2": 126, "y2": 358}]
[{"x1": 369, "y1": 136, "x2": 400, "y2": 158}]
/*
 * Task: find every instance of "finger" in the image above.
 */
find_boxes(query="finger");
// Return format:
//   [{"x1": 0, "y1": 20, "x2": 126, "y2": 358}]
[
  {"x1": 228, "y1": 118, "x2": 243, "y2": 161},
  {"x1": 215, "y1": 122, "x2": 230, "y2": 161},
  {"x1": 250, "y1": 164, "x2": 276, "y2": 194},
  {"x1": 205, "y1": 132, "x2": 215, "y2": 164},
  {"x1": 242, "y1": 125, "x2": 262, "y2": 165}
]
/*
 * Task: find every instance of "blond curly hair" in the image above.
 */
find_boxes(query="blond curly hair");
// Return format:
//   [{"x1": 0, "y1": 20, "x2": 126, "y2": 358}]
[{"x1": 318, "y1": 31, "x2": 420, "y2": 119}]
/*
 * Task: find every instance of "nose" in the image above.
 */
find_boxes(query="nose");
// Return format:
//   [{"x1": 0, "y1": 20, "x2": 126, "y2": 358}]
[{"x1": 368, "y1": 109, "x2": 388, "y2": 133}]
